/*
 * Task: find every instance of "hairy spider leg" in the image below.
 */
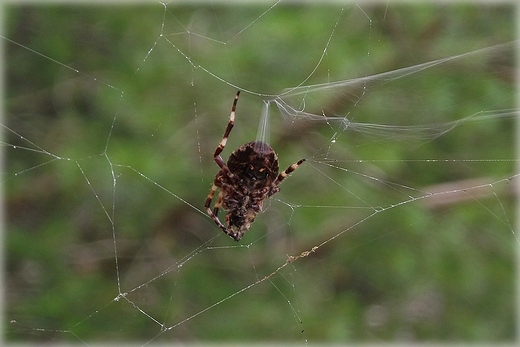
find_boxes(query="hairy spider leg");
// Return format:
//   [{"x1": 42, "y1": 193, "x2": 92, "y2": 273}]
[
  {"x1": 274, "y1": 158, "x2": 306, "y2": 186},
  {"x1": 204, "y1": 184, "x2": 229, "y2": 233},
  {"x1": 213, "y1": 189, "x2": 223, "y2": 217},
  {"x1": 213, "y1": 90, "x2": 240, "y2": 169},
  {"x1": 205, "y1": 91, "x2": 242, "y2": 240}
]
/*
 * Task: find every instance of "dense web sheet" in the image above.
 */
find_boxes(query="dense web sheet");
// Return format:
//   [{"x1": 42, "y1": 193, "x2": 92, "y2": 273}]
[{"x1": 4, "y1": 1, "x2": 518, "y2": 345}]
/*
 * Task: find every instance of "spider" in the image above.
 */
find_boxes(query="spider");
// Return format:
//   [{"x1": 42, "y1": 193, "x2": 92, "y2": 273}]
[{"x1": 205, "y1": 91, "x2": 305, "y2": 241}]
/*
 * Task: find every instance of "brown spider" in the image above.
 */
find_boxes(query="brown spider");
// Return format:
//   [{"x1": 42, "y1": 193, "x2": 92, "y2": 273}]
[{"x1": 205, "y1": 91, "x2": 305, "y2": 241}]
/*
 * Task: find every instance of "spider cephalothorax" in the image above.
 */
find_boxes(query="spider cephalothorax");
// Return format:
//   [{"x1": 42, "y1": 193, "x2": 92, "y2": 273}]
[{"x1": 205, "y1": 91, "x2": 305, "y2": 241}]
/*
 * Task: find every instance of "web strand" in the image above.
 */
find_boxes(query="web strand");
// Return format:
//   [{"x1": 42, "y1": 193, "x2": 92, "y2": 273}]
[{"x1": 5, "y1": 2, "x2": 517, "y2": 344}]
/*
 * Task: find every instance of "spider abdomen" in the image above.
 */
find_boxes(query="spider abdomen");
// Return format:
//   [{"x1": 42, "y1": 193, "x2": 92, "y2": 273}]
[{"x1": 227, "y1": 140, "x2": 279, "y2": 190}]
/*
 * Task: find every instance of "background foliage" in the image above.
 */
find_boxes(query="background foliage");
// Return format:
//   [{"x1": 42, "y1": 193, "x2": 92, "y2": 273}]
[{"x1": 5, "y1": 2, "x2": 516, "y2": 343}]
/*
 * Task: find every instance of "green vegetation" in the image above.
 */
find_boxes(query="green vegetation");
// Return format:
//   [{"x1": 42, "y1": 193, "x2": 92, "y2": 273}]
[{"x1": 5, "y1": 2, "x2": 516, "y2": 343}]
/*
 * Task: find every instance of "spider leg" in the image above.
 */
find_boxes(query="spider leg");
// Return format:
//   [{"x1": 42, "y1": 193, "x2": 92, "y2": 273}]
[
  {"x1": 274, "y1": 158, "x2": 306, "y2": 186},
  {"x1": 213, "y1": 190, "x2": 223, "y2": 217},
  {"x1": 205, "y1": 185, "x2": 227, "y2": 228},
  {"x1": 204, "y1": 184, "x2": 240, "y2": 241},
  {"x1": 213, "y1": 90, "x2": 240, "y2": 169}
]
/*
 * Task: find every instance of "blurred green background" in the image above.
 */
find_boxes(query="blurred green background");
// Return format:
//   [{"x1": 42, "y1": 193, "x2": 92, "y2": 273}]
[{"x1": 5, "y1": 1, "x2": 516, "y2": 344}]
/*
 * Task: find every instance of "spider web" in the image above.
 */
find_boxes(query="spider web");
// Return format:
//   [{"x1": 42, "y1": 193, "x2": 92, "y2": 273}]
[{"x1": 4, "y1": 1, "x2": 518, "y2": 345}]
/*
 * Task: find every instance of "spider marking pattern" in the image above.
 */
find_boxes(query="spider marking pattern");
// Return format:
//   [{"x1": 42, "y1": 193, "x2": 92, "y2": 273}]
[{"x1": 205, "y1": 91, "x2": 305, "y2": 241}]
